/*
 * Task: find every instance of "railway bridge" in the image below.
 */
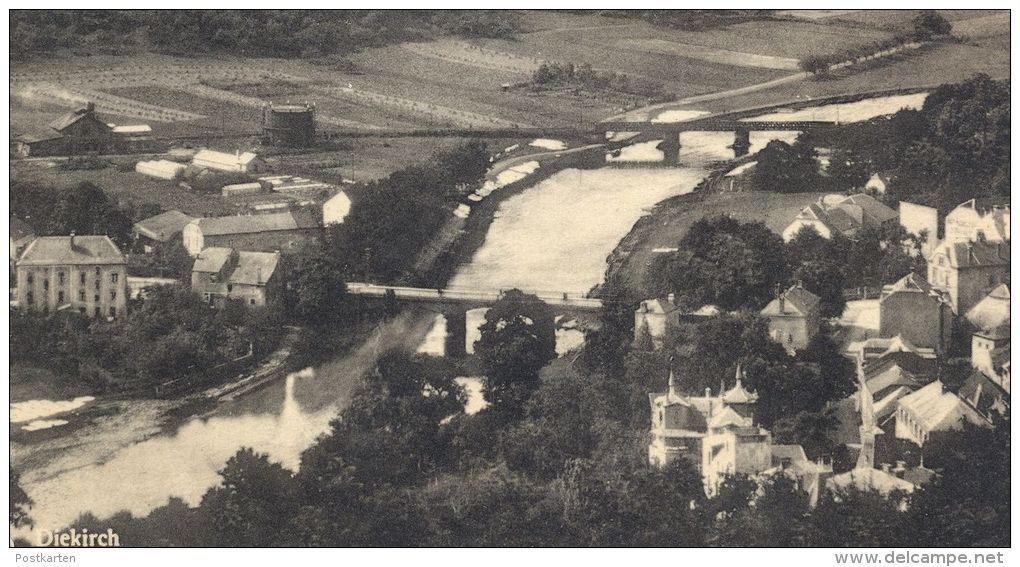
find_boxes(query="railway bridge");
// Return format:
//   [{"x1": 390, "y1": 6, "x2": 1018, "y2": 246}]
[
  {"x1": 595, "y1": 118, "x2": 842, "y2": 164},
  {"x1": 346, "y1": 282, "x2": 602, "y2": 357}
]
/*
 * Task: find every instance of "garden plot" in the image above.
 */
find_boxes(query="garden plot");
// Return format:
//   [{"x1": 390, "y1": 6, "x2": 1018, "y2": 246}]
[
  {"x1": 312, "y1": 85, "x2": 528, "y2": 129},
  {"x1": 950, "y1": 12, "x2": 1010, "y2": 41},
  {"x1": 616, "y1": 38, "x2": 800, "y2": 71},
  {"x1": 180, "y1": 83, "x2": 381, "y2": 131},
  {"x1": 15, "y1": 83, "x2": 204, "y2": 123},
  {"x1": 402, "y1": 40, "x2": 542, "y2": 75}
]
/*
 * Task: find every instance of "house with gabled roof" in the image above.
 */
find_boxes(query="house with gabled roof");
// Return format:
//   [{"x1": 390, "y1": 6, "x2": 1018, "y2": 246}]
[
  {"x1": 191, "y1": 247, "x2": 282, "y2": 307},
  {"x1": 927, "y1": 240, "x2": 1010, "y2": 315},
  {"x1": 782, "y1": 193, "x2": 898, "y2": 242},
  {"x1": 894, "y1": 381, "x2": 987, "y2": 447},
  {"x1": 182, "y1": 210, "x2": 320, "y2": 256},
  {"x1": 634, "y1": 293, "x2": 681, "y2": 349},
  {"x1": 132, "y1": 210, "x2": 196, "y2": 252},
  {"x1": 879, "y1": 273, "x2": 953, "y2": 353},
  {"x1": 760, "y1": 282, "x2": 821, "y2": 352}
]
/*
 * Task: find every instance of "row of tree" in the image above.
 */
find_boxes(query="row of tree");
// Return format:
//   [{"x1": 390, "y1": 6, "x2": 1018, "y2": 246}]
[
  {"x1": 531, "y1": 62, "x2": 666, "y2": 98},
  {"x1": 799, "y1": 11, "x2": 952, "y2": 75},
  {"x1": 10, "y1": 10, "x2": 521, "y2": 59}
]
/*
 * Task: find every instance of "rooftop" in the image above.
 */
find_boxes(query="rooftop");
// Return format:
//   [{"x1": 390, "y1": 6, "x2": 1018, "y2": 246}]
[
  {"x1": 965, "y1": 284, "x2": 1010, "y2": 332},
  {"x1": 761, "y1": 283, "x2": 820, "y2": 317},
  {"x1": 133, "y1": 210, "x2": 196, "y2": 242},
  {"x1": 191, "y1": 210, "x2": 319, "y2": 237},
  {"x1": 10, "y1": 217, "x2": 35, "y2": 241},
  {"x1": 18, "y1": 235, "x2": 125, "y2": 266},
  {"x1": 898, "y1": 381, "x2": 983, "y2": 432},
  {"x1": 934, "y1": 240, "x2": 1010, "y2": 269}
]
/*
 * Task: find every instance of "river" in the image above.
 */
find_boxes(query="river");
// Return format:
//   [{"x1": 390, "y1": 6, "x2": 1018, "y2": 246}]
[{"x1": 11, "y1": 92, "x2": 926, "y2": 532}]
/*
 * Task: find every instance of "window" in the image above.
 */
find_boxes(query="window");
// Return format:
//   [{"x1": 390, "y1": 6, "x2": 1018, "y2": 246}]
[
  {"x1": 27, "y1": 273, "x2": 34, "y2": 285},
  {"x1": 43, "y1": 279, "x2": 49, "y2": 291},
  {"x1": 111, "y1": 272, "x2": 119, "y2": 284},
  {"x1": 203, "y1": 293, "x2": 211, "y2": 303},
  {"x1": 109, "y1": 307, "x2": 116, "y2": 318},
  {"x1": 110, "y1": 290, "x2": 117, "y2": 301},
  {"x1": 94, "y1": 307, "x2": 101, "y2": 318},
  {"x1": 250, "y1": 298, "x2": 256, "y2": 305},
  {"x1": 95, "y1": 279, "x2": 100, "y2": 290},
  {"x1": 26, "y1": 292, "x2": 33, "y2": 305},
  {"x1": 80, "y1": 272, "x2": 86, "y2": 285},
  {"x1": 58, "y1": 272, "x2": 65, "y2": 285},
  {"x1": 227, "y1": 284, "x2": 233, "y2": 293},
  {"x1": 57, "y1": 291, "x2": 65, "y2": 303},
  {"x1": 79, "y1": 290, "x2": 86, "y2": 301},
  {"x1": 94, "y1": 294, "x2": 100, "y2": 302},
  {"x1": 95, "y1": 267, "x2": 101, "y2": 276},
  {"x1": 79, "y1": 307, "x2": 86, "y2": 315}
]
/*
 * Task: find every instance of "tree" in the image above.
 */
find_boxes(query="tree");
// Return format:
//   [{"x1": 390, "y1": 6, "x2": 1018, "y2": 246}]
[
  {"x1": 10, "y1": 466, "x2": 33, "y2": 529},
  {"x1": 474, "y1": 290, "x2": 557, "y2": 417},
  {"x1": 827, "y1": 147, "x2": 871, "y2": 191},
  {"x1": 652, "y1": 216, "x2": 789, "y2": 311},
  {"x1": 751, "y1": 138, "x2": 822, "y2": 193},
  {"x1": 199, "y1": 447, "x2": 300, "y2": 547},
  {"x1": 772, "y1": 409, "x2": 840, "y2": 460},
  {"x1": 284, "y1": 254, "x2": 348, "y2": 325},
  {"x1": 912, "y1": 10, "x2": 952, "y2": 41}
]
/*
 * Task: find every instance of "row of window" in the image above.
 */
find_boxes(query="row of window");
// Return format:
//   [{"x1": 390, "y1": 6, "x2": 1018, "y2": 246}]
[
  {"x1": 26, "y1": 269, "x2": 119, "y2": 288},
  {"x1": 25, "y1": 289, "x2": 118, "y2": 305}
]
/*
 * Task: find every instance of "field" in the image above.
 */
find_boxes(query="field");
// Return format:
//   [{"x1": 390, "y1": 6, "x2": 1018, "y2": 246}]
[
  {"x1": 9, "y1": 10, "x2": 1008, "y2": 182},
  {"x1": 9, "y1": 12, "x2": 902, "y2": 138}
]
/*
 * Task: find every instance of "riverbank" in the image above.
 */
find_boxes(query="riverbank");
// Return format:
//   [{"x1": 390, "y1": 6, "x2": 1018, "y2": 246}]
[{"x1": 597, "y1": 162, "x2": 826, "y2": 301}]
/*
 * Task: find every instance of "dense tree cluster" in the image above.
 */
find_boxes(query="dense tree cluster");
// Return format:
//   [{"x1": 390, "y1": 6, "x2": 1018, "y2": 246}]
[
  {"x1": 10, "y1": 10, "x2": 522, "y2": 59},
  {"x1": 531, "y1": 62, "x2": 666, "y2": 98},
  {"x1": 749, "y1": 136, "x2": 824, "y2": 194},
  {"x1": 804, "y1": 74, "x2": 1009, "y2": 215},
  {"x1": 10, "y1": 181, "x2": 133, "y2": 248},
  {"x1": 648, "y1": 215, "x2": 922, "y2": 320},
  {"x1": 10, "y1": 285, "x2": 283, "y2": 394},
  {"x1": 320, "y1": 140, "x2": 489, "y2": 282}
]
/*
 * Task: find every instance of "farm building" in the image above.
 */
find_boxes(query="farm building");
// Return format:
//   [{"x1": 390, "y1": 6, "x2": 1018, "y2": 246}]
[
  {"x1": 133, "y1": 210, "x2": 197, "y2": 252},
  {"x1": 136, "y1": 159, "x2": 187, "y2": 180},
  {"x1": 12, "y1": 131, "x2": 66, "y2": 158},
  {"x1": 192, "y1": 149, "x2": 266, "y2": 174},
  {"x1": 182, "y1": 210, "x2": 320, "y2": 256},
  {"x1": 262, "y1": 103, "x2": 315, "y2": 147},
  {"x1": 191, "y1": 247, "x2": 283, "y2": 307},
  {"x1": 50, "y1": 102, "x2": 116, "y2": 153}
]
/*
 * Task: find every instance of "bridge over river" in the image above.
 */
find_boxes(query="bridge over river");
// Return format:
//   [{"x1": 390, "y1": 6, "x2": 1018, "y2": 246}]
[{"x1": 346, "y1": 282, "x2": 603, "y2": 311}]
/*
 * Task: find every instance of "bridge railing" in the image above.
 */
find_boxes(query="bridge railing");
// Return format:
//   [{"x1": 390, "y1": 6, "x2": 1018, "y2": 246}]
[{"x1": 346, "y1": 283, "x2": 603, "y2": 309}]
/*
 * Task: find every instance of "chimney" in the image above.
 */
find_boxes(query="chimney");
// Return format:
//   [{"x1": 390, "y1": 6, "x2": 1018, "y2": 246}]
[
  {"x1": 667, "y1": 292, "x2": 675, "y2": 305},
  {"x1": 86, "y1": 101, "x2": 95, "y2": 113},
  {"x1": 880, "y1": 463, "x2": 891, "y2": 473},
  {"x1": 69, "y1": 232, "x2": 76, "y2": 249}
]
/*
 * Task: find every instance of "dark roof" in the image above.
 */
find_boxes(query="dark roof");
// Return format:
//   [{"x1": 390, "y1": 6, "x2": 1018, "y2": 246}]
[
  {"x1": 18, "y1": 235, "x2": 125, "y2": 266},
  {"x1": 865, "y1": 350, "x2": 937, "y2": 381},
  {"x1": 839, "y1": 193, "x2": 898, "y2": 226},
  {"x1": 50, "y1": 106, "x2": 108, "y2": 133},
  {"x1": 761, "y1": 283, "x2": 821, "y2": 317},
  {"x1": 133, "y1": 210, "x2": 196, "y2": 242},
  {"x1": 959, "y1": 370, "x2": 1009, "y2": 420},
  {"x1": 938, "y1": 241, "x2": 1011, "y2": 269},
  {"x1": 15, "y1": 130, "x2": 63, "y2": 143},
  {"x1": 10, "y1": 217, "x2": 35, "y2": 241}
]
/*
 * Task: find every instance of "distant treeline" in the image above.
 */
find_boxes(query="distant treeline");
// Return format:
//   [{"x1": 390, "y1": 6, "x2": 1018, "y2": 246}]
[
  {"x1": 583, "y1": 9, "x2": 775, "y2": 30},
  {"x1": 9, "y1": 10, "x2": 522, "y2": 59}
]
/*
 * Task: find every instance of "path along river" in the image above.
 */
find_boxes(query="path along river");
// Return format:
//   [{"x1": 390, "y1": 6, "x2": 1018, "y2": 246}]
[{"x1": 11, "y1": 93, "x2": 926, "y2": 532}]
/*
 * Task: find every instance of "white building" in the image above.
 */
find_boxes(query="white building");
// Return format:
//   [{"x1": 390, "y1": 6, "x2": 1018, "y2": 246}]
[
  {"x1": 192, "y1": 149, "x2": 266, "y2": 173},
  {"x1": 944, "y1": 197, "x2": 1009, "y2": 245},
  {"x1": 322, "y1": 191, "x2": 352, "y2": 225}
]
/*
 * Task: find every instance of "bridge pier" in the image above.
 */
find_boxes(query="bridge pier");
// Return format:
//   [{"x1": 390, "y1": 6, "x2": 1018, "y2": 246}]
[
  {"x1": 443, "y1": 309, "x2": 467, "y2": 359},
  {"x1": 657, "y1": 135, "x2": 681, "y2": 165},
  {"x1": 732, "y1": 128, "x2": 751, "y2": 157}
]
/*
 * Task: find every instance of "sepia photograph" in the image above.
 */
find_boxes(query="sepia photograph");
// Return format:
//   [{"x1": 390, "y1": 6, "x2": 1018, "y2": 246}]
[{"x1": 6, "y1": 3, "x2": 1012, "y2": 560}]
